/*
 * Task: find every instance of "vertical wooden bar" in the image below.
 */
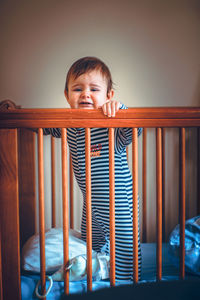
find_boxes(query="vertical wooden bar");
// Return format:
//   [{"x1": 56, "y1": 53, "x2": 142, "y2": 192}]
[
  {"x1": 18, "y1": 128, "x2": 36, "y2": 248},
  {"x1": 0, "y1": 129, "x2": 21, "y2": 300},
  {"x1": 70, "y1": 154, "x2": 74, "y2": 229},
  {"x1": 109, "y1": 128, "x2": 115, "y2": 286},
  {"x1": 142, "y1": 128, "x2": 147, "y2": 243},
  {"x1": 0, "y1": 234, "x2": 3, "y2": 300},
  {"x1": 162, "y1": 128, "x2": 166, "y2": 242},
  {"x1": 132, "y1": 128, "x2": 139, "y2": 283},
  {"x1": 85, "y1": 128, "x2": 92, "y2": 291},
  {"x1": 51, "y1": 136, "x2": 56, "y2": 228},
  {"x1": 156, "y1": 128, "x2": 162, "y2": 281},
  {"x1": 126, "y1": 146, "x2": 129, "y2": 162},
  {"x1": 38, "y1": 128, "x2": 46, "y2": 299},
  {"x1": 179, "y1": 128, "x2": 185, "y2": 279},
  {"x1": 197, "y1": 128, "x2": 200, "y2": 215},
  {"x1": 61, "y1": 128, "x2": 69, "y2": 294}
]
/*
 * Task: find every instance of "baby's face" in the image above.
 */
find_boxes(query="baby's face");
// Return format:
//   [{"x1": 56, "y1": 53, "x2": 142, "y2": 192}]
[{"x1": 65, "y1": 70, "x2": 113, "y2": 109}]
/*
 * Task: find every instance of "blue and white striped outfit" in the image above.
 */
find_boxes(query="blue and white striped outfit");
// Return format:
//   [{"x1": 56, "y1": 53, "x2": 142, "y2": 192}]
[{"x1": 44, "y1": 104, "x2": 142, "y2": 281}]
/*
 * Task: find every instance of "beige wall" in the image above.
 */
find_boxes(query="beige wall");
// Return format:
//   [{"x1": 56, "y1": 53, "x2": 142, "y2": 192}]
[{"x1": 1, "y1": 0, "x2": 200, "y2": 241}]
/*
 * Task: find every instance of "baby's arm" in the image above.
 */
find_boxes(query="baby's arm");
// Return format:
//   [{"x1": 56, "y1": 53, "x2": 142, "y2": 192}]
[
  {"x1": 102, "y1": 102, "x2": 142, "y2": 153},
  {"x1": 30, "y1": 128, "x2": 62, "y2": 138},
  {"x1": 42, "y1": 128, "x2": 62, "y2": 138}
]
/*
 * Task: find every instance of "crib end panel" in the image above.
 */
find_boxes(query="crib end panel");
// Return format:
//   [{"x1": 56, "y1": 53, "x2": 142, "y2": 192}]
[{"x1": 0, "y1": 129, "x2": 21, "y2": 300}]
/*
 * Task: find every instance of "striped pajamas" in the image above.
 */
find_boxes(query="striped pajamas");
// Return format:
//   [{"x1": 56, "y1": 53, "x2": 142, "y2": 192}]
[{"x1": 44, "y1": 104, "x2": 142, "y2": 281}]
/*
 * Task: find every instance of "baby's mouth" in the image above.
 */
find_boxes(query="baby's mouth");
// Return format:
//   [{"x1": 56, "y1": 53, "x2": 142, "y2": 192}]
[{"x1": 78, "y1": 101, "x2": 94, "y2": 108}]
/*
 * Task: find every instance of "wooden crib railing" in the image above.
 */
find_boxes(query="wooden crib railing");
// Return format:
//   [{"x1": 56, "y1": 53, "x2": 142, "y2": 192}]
[{"x1": 0, "y1": 101, "x2": 200, "y2": 300}]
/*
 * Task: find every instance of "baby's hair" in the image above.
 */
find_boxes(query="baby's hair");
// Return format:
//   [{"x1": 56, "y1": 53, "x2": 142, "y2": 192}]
[{"x1": 65, "y1": 56, "x2": 113, "y2": 95}]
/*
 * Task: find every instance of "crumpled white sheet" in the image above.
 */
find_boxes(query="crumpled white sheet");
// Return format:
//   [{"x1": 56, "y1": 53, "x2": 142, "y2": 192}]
[
  {"x1": 52, "y1": 253, "x2": 110, "y2": 281},
  {"x1": 21, "y1": 228, "x2": 110, "y2": 281}
]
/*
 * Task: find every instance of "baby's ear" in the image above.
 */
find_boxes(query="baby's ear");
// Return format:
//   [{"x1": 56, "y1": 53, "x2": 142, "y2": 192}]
[
  {"x1": 64, "y1": 90, "x2": 68, "y2": 100},
  {"x1": 107, "y1": 89, "x2": 114, "y2": 100}
]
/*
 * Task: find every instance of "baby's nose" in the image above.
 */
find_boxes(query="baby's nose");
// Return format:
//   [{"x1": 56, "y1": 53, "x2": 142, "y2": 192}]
[{"x1": 81, "y1": 90, "x2": 90, "y2": 98}]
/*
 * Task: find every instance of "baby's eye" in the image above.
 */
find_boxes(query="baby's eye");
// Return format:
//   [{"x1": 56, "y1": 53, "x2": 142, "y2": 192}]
[
  {"x1": 91, "y1": 88, "x2": 100, "y2": 92},
  {"x1": 73, "y1": 88, "x2": 82, "y2": 92}
]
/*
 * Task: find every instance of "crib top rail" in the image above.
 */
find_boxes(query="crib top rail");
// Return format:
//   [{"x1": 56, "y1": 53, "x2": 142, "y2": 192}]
[{"x1": 1, "y1": 102, "x2": 200, "y2": 128}]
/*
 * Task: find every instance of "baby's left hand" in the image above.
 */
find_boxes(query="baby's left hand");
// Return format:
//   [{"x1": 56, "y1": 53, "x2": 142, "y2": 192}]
[{"x1": 102, "y1": 100, "x2": 121, "y2": 117}]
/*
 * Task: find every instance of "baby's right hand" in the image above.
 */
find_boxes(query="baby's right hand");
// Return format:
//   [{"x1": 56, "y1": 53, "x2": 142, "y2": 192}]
[{"x1": 102, "y1": 100, "x2": 121, "y2": 117}]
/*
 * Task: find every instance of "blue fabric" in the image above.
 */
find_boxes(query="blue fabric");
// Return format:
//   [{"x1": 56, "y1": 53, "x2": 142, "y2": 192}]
[
  {"x1": 169, "y1": 215, "x2": 200, "y2": 276},
  {"x1": 21, "y1": 243, "x2": 200, "y2": 299},
  {"x1": 21, "y1": 275, "x2": 111, "y2": 299}
]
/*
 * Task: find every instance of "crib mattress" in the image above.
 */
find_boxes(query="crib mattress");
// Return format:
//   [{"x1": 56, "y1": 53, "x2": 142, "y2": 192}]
[{"x1": 21, "y1": 243, "x2": 199, "y2": 300}]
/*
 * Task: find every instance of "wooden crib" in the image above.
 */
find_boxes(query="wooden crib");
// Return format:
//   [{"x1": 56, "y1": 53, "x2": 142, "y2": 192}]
[{"x1": 0, "y1": 100, "x2": 200, "y2": 300}]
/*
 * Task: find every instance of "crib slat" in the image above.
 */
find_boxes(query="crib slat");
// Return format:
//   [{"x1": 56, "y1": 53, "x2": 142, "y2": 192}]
[
  {"x1": 85, "y1": 128, "x2": 92, "y2": 291},
  {"x1": 51, "y1": 136, "x2": 56, "y2": 228},
  {"x1": 70, "y1": 154, "x2": 74, "y2": 229},
  {"x1": 156, "y1": 128, "x2": 162, "y2": 281},
  {"x1": 132, "y1": 128, "x2": 139, "y2": 283},
  {"x1": 179, "y1": 128, "x2": 185, "y2": 279},
  {"x1": 162, "y1": 128, "x2": 166, "y2": 242},
  {"x1": 109, "y1": 128, "x2": 115, "y2": 286},
  {"x1": 126, "y1": 146, "x2": 129, "y2": 161},
  {"x1": 38, "y1": 128, "x2": 46, "y2": 298},
  {"x1": 0, "y1": 234, "x2": 3, "y2": 300},
  {"x1": 197, "y1": 128, "x2": 200, "y2": 214},
  {"x1": 142, "y1": 128, "x2": 147, "y2": 242},
  {"x1": 61, "y1": 128, "x2": 69, "y2": 294},
  {"x1": 0, "y1": 129, "x2": 21, "y2": 300}
]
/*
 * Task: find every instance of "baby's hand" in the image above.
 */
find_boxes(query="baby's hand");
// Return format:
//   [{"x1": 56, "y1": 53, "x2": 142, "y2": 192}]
[{"x1": 102, "y1": 100, "x2": 121, "y2": 117}]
